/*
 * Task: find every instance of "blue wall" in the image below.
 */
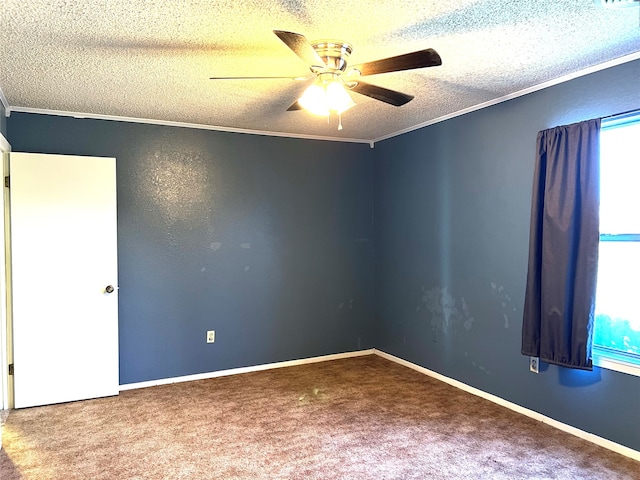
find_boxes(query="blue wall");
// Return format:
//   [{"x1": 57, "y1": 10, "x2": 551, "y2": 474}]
[
  {"x1": 374, "y1": 59, "x2": 640, "y2": 451},
  {"x1": 7, "y1": 115, "x2": 375, "y2": 384}
]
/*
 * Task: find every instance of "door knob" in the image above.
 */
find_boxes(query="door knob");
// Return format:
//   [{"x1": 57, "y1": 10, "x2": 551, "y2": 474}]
[{"x1": 105, "y1": 285, "x2": 115, "y2": 294}]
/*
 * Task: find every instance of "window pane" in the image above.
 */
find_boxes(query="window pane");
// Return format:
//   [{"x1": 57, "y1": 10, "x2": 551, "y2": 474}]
[
  {"x1": 594, "y1": 242, "x2": 640, "y2": 355},
  {"x1": 599, "y1": 123, "x2": 640, "y2": 234}
]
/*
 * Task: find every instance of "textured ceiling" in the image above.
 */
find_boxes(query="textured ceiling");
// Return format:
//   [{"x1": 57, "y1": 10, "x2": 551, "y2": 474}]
[{"x1": 1, "y1": 0, "x2": 640, "y2": 143}]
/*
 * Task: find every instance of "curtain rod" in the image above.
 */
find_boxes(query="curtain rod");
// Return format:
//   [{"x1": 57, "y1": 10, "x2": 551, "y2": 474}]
[{"x1": 601, "y1": 108, "x2": 640, "y2": 120}]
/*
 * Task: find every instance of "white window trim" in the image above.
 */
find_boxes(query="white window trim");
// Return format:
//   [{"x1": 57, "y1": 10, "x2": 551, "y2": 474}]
[{"x1": 592, "y1": 349, "x2": 640, "y2": 377}]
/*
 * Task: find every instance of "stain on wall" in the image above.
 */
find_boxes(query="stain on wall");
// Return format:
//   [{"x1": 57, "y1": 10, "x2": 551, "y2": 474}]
[
  {"x1": 490, "y1": 281, "x2": 517, "y2": 329},
  {"x1": 418, "y1": 285, "x2": 477, "y2": 339}
]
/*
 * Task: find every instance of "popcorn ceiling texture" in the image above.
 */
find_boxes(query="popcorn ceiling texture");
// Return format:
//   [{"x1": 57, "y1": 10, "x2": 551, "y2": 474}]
[{"x1": 1, "y1": 0, "x2": 639, "y2": 141}]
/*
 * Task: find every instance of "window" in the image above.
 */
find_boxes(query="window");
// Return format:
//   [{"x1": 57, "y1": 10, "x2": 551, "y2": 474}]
[{"x1": 592, "y1": 112, "x2": 640, "y2": 376}]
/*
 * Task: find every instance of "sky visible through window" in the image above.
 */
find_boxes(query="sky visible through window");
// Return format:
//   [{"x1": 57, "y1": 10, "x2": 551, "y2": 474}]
[
  {"x1": 593, "y1": 119, "x2": 640, "y2": 358},
  {"x1": 599, "y1": 122, "x2": 640, "y2": 234}
]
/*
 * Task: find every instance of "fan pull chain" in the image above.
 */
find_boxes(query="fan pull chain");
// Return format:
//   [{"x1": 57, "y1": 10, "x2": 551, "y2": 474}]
[{"x1": 338, "y1": 113, "x2": 343, "y2": 131}]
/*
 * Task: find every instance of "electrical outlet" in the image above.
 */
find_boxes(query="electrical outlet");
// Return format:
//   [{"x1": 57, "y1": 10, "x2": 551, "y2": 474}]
[
  {"x1": 530, "y1": 356, "x2": 539, "y2": 374},
  {"x1": 206, "y1": 330, "x2": 215, "y2": 343}
]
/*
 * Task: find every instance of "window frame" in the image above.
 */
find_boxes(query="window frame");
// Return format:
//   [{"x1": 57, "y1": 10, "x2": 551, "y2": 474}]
[
  {"x1": 592, "y1": 113, "x2": 640, "y2": 377},
  {"x1": 592, "y1": 347, "x2": 640, "y2": 377}
]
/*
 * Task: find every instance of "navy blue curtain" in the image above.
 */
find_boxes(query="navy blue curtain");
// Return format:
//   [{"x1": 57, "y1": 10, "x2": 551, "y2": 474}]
[{"x1": 522, "y1": 119, "x2": 600, "y2": 370}]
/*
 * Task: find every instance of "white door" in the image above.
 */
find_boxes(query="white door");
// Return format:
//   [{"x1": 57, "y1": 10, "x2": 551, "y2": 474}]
[{"x1": 10, "y1": 152, "x2": 119, "y2": 409}]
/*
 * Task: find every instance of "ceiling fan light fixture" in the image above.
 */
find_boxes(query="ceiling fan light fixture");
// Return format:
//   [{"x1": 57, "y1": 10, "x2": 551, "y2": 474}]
[
  {"x1": 325, "y1": 81, "x2": 355, "y2": 113},
  {"x1": 298, "y1": 84, "x2": 329, "y2": 116},
  {"x1": 298, "y1": 79, "x2": 355, "y2": 116}
]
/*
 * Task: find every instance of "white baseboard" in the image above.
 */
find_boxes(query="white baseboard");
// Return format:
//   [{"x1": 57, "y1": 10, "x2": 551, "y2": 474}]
[
  {"x1": 119, "y1": 349, "x2": 375, "y2": 391},
  {"x1": 373, "y1": 349, "x2": 640, "y2": 463}
]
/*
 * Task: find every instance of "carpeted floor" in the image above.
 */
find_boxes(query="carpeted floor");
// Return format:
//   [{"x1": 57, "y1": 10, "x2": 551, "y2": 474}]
[{"x1": 0, "y1": 355, "x2": 638, "y2": 479}]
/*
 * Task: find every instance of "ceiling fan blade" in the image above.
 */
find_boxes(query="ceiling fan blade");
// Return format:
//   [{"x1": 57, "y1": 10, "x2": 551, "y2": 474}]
[
  {"x1": 287, "y1": 101, "x2": 303, "y2": 111},
  {"x1": 273, "y1": 30, "x2": 325, "y2": 68},
  {"x1": 349, "y1": 81, "x2": 414, "y2": 106},
  {"x1": 350, "y1": 48, "x2": 442, "y2": 76}
]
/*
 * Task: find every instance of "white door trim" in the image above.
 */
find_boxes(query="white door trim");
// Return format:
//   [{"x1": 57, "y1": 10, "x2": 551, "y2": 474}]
[{"x1": 0, "y1": 133, "x2": 11, "y2": 412}]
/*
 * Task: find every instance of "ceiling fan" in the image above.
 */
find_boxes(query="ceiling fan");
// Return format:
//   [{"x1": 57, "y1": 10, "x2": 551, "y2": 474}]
[{"x1": 210, "y1": 30, "x2": 442, "y2": 128}]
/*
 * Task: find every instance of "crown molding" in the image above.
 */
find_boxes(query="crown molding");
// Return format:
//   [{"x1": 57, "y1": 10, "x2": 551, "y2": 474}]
[
  {"x1": 373, "y1": 50, "x2": 640, "y2": 144},
  {"x1": 8, "y1": 107, "x2": 374, "y2": 147}
]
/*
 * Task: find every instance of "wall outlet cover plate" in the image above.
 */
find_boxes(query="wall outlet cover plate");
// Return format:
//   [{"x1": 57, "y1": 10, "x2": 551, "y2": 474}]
[{"x1": 530, "y1": 356, "x2": 539, "y2": 373}]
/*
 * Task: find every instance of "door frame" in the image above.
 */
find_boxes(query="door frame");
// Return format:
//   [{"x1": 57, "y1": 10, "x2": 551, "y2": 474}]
[{"x1": 0, "y1": 132, "x2": 11, "y2": 411}]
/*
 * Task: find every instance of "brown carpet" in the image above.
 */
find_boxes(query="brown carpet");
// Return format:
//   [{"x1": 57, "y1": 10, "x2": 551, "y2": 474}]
[{"x1": 1, "y1": 355, "x2": 638, "y2": 479}]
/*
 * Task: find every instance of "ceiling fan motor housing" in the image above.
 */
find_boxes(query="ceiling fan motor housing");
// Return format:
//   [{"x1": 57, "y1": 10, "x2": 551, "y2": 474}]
[{"x1": 311, "y1": 41, "x2": 353, "y2": 71}]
